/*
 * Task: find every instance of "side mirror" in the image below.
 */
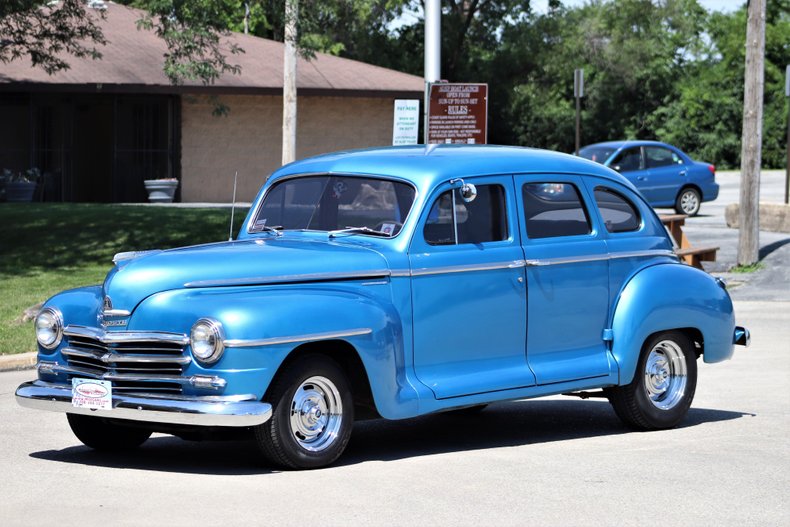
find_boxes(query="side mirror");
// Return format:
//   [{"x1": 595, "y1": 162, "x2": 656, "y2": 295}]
[{"x1": 460, "y1": 183, "x2": 477, "y2": 203}]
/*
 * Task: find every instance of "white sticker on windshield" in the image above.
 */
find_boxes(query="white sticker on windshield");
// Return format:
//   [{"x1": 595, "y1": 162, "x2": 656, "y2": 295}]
[{"x1": 380, "y1": 223, "x2": 396, "y2": 236}]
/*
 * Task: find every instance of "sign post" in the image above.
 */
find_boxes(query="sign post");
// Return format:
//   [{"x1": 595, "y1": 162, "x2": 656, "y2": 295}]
[
  {"x1": 574, "y1": 68, "x2": 584, "y2": 156},
  {"x1": 427, "y1": 83, "x2": 488, "y2": 144},
  {"x1": 785, "y1": 64, "x2": 789, "y2": 204},
  {"x1": 392, "y1": 99, "x2": 420, "y2": 146}
]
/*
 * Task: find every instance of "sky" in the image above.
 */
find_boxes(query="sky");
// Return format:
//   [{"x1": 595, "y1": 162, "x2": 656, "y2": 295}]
[{"x1": 532, "y1": 0, "x2": 745, "y2": 13}]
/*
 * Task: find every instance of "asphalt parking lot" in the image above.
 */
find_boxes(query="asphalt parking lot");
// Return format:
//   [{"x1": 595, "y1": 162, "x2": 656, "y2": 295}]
[{"x1": 0, "y1": 171, "x2": 788, "y2": 526}]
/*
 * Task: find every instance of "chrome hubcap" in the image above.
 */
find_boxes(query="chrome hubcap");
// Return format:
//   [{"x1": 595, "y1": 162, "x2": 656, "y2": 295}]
[
  {"x1": 681, "y1": 191, "x2": 699, "y2": 214},
  {"x1": 289, "y1": 376, "x2": 342, "y2": 452},
  {"x1": 644, "y1": 340, "x2": 688, "y2": 410}
]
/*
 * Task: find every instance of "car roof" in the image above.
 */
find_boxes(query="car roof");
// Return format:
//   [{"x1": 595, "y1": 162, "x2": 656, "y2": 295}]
[
  {"x1": 582, "y1": 140, "x2": 674, "y2": 150},
  {"x1": 269, "y1": 144, "x2": 634, "y2": 191}
]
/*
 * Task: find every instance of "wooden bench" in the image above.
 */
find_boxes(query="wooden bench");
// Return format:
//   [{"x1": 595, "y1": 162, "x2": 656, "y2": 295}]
[{"x1": 659, "y1": 214, "x2": 718, "y2": 270}]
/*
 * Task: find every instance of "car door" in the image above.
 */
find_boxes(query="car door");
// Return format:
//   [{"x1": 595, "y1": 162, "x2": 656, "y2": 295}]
[
  {"x1": 515, "y1": 176, "x2": 614, "y2": 385},
  {"x1": 409, "y1": 177, "x2": 535, "y2": 399},
  {"x1": 643, "y1": 146, "x2": 687, "y2": 205}
]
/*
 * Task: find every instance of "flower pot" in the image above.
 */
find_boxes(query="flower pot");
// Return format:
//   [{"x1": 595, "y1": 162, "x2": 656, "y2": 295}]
[
  {"x1": 144, "y1": 179, "x2": 178, "y2": 203},
  {"x1": 6, "y1": 181, "x2": 37, "y2": 202}
]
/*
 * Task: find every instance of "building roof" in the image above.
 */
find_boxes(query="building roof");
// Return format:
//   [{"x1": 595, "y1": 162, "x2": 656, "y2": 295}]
[{"x1": 0, "y1": 2, "x2": 423, "y2": 97}]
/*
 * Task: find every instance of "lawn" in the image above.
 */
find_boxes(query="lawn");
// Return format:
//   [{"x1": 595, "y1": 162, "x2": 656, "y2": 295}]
[{"x1": 0, "y1": 203, "x2": 249, "y2": 355}]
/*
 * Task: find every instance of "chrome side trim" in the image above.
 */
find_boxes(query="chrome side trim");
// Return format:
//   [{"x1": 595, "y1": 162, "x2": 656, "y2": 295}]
[
  {"x1": 411, "y1": 260, "x2": 526, "y2": 277},
  {"x1": 61, "y1": 347, "x2": 191, "y2": 365},
  {"x1": 64, "y1": 325, "x2": 189, "y2": 345},
  {"x1": 103, "y1": 309, "x2": 131, "y2": 317},
  {"x1": 39, "y1": 361, "x2": 226, "y2": 389},
  {"x1": 15, "y1": 380, "x2": 271, "y2": 427},
  {"x1": 184, "y1": 269, "x2": 391, "y2": 288},
  {"x1": 224, "y1": 327, "x2": 372, "y2": 348},
  {"x1": 525, "y1": 250, "x2": 676, "y2": 267}
]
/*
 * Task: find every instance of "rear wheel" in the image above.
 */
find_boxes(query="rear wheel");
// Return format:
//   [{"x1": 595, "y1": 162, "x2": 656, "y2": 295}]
[
  {"x1": 254, "y1": 354, "x2": 354, "y2": 469},
  {"x1": 675, "y1": 187, "x2": 701, "y2": 216},
  {"x1": 67, "y1": 414, "x2": 152, "y2": 451},
  {"x1": 606, "y1": 331, "x2": 697, "y2": 430}
]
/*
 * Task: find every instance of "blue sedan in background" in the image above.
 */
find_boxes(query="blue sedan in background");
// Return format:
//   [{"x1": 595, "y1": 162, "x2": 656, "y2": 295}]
[{"x1": 579, "y1": 140, "x2": 718, "y2": 216}]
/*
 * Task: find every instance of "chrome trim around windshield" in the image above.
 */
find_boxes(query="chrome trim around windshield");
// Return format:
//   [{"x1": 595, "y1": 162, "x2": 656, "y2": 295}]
[
  {"x1": 184, "y1": 270, "x2": 391, "y2": 288},
  {"x1": 64, "y1": 325, "x2": 190, "y2": 345},
  {"x1": 15, "y1": 380, "x2": 271, "y2": 427},
  {"x1": 224, "y1": 327, "x2": 372, "y2": 348},
  {"x1": 525, "y1": 249, "x2": 677, "y2": 267},
  {"x1": 410, "y1": 260, "x2": 526, "y2": 277}
]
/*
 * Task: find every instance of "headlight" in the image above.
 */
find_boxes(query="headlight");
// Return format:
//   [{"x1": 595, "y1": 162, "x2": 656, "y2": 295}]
[
  {"x1": 190, "y1": 318, "x2": 225, "y2": 364},
  {"x1": 35, "y1": 307, "x2": 63, "y2": 350}
]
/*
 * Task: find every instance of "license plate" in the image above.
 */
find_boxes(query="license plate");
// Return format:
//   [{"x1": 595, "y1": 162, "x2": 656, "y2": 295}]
[{"x1": 72, "y1": 378, "x2": 112, "y2": 411}]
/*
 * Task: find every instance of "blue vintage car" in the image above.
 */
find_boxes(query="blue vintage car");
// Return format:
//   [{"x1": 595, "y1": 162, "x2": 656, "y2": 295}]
[
  {"x1": 16, "y1": 145, "x2": 748, "y2": 469},
  {"x1": 579, "y1": 140, "x2": 719, "y2": 216}
]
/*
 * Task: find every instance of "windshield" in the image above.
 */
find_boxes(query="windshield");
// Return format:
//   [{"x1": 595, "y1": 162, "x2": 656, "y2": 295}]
[
  {"x1": 252, "y1": 175, "x2": 416, "y2": 237},
  {"x1": 579, "y1": 146, "x2": 617, "y2": 164}
]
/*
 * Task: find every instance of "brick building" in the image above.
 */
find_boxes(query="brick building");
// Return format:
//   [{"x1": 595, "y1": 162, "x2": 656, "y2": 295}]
[{"x1": 0, "y1": 4, "x2": 423, "y2": 202}]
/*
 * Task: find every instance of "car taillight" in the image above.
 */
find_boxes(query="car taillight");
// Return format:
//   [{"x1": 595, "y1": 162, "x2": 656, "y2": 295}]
[{"x1": 708, "y1": 164, "x2": 716, "y2": 175}]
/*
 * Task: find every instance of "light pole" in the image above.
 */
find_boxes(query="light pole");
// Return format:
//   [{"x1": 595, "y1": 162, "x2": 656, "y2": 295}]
[
  {"x1": 785, "y1": 64, "x2": 789, "y2": 204},
  {"x1": 424, "y1": 0, "x2": 440, "y2": 144},
  {"x1": 574, "y1": 68, "x2": 584, "y2": 156}
]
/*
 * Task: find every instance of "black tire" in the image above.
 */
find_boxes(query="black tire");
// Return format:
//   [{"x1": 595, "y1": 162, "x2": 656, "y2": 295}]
[
  {"x1": 674, "y1": 187, "x2": 701, "y2": 216},
  {"x1": 254, "y1": 354, "x2": 354, "y2": 469},
  {"x1": 606, "y1": 331, "x2": 697, "y2": 431},
  {"x1": 67, "y1": 414, "x2": 152, "y2": 451}
]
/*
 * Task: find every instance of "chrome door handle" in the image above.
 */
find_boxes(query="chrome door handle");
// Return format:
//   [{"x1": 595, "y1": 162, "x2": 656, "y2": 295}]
[{"x1": 679, "y1": 170, "x2": 687, "y2": 176}]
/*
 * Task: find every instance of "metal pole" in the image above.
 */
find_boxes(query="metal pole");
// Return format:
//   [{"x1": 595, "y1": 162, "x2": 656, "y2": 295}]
[
  {"x1": 573, "y1": 69, "x2": 583, "y2": 156},
  {"x1": 424, "y1": 0, "x2": 440, "y2": 144},
  {"x1": 737, "y1": 0, "x2": 766, "y2": 266},
  {"x1": 785, "y1": 64, "x2": 789, "y2": 204},
  {"x1": 282, "y1": 0, "x2": 297, "y2": 165},
  {"x1": 575, "y1": 96, "x2": 581, "y2": 156}
]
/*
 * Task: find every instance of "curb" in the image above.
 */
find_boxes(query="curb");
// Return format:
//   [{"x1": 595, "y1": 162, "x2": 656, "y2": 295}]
[{"x1": 0, "y1": 352, "x2": 37, "y2": 372}]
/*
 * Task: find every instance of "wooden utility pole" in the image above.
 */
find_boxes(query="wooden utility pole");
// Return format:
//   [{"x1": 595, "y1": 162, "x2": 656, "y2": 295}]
[
  {"x1": 282, "y1": 0, "x2": 297, "y2": 165},
  {"x1": 737, "y1": 0, "x2": 766, "y2": 266}
]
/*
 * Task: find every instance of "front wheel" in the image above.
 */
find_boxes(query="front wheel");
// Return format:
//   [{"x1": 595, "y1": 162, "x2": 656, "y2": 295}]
[
  {"x1": 606, "y1": 331, "x2": 697, "y2": 430},
  {"x1": 67, "y1": 414, "x2": 152, "y2": 451},
  {"x1": 254, "y1": 354, "x2": 354, "y2": 469},
  {"x1": 675, "y1": 187, "x2": 701, "y2": 216}
]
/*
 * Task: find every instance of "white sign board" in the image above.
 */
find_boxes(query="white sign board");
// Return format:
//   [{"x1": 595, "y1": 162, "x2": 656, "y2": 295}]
[{"x1": 392, "y1": 99, "x2": 420, "y2": 146}]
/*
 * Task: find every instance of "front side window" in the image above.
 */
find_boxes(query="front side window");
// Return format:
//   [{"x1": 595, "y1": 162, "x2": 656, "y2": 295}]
[
  {"x1": 610, "y1": 147, "x2": 643, "y2": 172},
  {"x1": 253, "y1": 175, "x2": 416, "y2": 236},
  {"x1": 594, "y1": 187, "x2": 641, "y2": 233},
  {"x1": 522, "y1": 183, "x2": 591, "y2": 239},
  {"x1": 424, "y1": 184, "x2": 507, "y2": 245},
  {"x1": 644, "y1": 146, "x2": 683, "y2": 168}
]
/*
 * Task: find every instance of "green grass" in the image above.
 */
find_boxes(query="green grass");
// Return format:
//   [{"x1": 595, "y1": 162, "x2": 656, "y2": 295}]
[
  {"x1": 729, "y1": 262, "x2": 764, "y2": 274},
  {"x1": 0, "y1": 203, "x2": 249, "y2": 355}
]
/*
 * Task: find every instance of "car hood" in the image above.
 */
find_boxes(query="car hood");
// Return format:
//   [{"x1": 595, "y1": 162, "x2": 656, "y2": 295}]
[{"x1": 103, "y1": 237, "x2": 389, "y2": 313}]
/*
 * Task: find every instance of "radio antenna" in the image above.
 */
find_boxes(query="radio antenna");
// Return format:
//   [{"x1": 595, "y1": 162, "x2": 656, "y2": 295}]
[{"x1": 228, "y1": 171, "x2": 238, "y2": 241}]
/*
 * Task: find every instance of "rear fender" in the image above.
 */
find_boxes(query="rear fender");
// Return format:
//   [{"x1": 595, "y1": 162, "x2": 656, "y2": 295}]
[{"x1": 610, "y1": 263, "x2": 735, "y2": 385}]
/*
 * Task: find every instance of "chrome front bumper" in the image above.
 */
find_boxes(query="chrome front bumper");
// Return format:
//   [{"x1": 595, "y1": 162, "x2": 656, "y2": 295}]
[{"x1": 15, "y1": 380, "x2": 272, "y2": 427}]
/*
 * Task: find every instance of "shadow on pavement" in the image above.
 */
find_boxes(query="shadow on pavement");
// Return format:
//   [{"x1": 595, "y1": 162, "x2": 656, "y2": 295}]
[
  {"x1": 758, "y1": 237, "x2": 790, "y2": 260},
  {"x1": 29, "y1": 399, "x2": 752, "y2": 474}
]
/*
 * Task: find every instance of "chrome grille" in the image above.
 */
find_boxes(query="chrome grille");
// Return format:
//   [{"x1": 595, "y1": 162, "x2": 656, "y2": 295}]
[{"x1": 60, "y1": 326, "x2": 191, "y2": 395}]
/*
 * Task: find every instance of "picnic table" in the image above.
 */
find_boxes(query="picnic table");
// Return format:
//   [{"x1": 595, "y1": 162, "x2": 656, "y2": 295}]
[{"x1": 659, "y1": 214, "x2": 718, "y2": 270}]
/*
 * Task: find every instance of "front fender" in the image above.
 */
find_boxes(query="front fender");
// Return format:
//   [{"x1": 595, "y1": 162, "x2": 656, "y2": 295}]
[
  {"x1": 131, "y1": 283, "x2": 417, "y2": 418},
  {"x1": 610, "y1": 263, "x2": 735, "y2": 385}
]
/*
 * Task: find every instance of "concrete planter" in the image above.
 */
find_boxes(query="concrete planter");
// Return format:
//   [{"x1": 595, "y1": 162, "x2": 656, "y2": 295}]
[
  {"x1": 144, "y1": 179, "x2": 178, "y2": 203},
  {"x1": 6, "y1": 181, "x2": 37, "y2": 202}
]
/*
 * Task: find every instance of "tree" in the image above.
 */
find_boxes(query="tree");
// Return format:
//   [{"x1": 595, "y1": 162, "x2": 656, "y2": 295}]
[{"x1": 0, "y1": 0, "x2": 106, "y2": 74}]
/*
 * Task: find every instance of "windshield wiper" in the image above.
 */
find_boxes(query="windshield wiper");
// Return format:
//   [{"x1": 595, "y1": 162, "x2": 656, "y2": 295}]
[
  {"x1": 328, "y1": 226, "x2": 392, "y2": 238},
  {"x1": 250, "y1": 224, "x2": 283, "y2": 236}
]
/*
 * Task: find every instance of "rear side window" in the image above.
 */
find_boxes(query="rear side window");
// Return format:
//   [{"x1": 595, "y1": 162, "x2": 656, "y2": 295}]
[
  {"x1": 644, "y1": 146, "x2": 683, "y2": 168},
  {"x1": 594, "y1": 187, "x2": 641, "y2": 233},
  {"x1": 424, "y1": 184, "x2": 508, "y2": 245},
  {"x1": 522, "y1": 183, "x2": 591, "y2": 239}
]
